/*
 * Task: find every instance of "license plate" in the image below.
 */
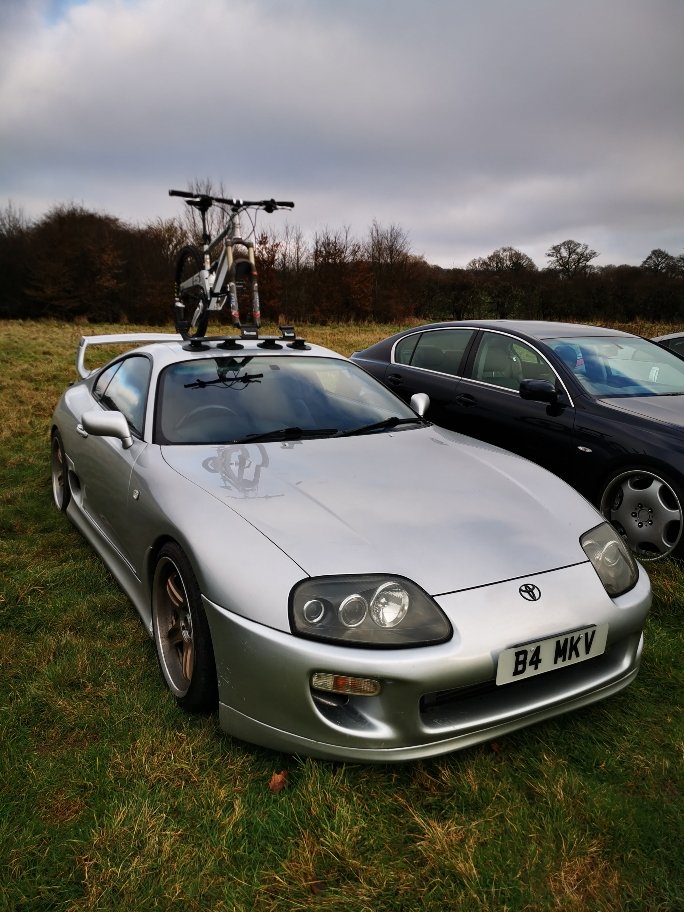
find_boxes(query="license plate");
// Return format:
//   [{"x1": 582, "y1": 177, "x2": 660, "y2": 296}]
[{"x1": 496, "y1": 624, "x2": 609, "y2": 686}]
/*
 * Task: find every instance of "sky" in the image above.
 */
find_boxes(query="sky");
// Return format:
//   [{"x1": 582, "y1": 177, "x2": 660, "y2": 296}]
[{"x1": 1, "y1": 0, "x2": 683, "y2": 269}]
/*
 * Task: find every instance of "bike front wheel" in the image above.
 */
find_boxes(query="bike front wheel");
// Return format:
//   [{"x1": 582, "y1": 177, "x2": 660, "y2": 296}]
[{"x1": 174, "y1": 245, "x2": 210, "y2": 339}]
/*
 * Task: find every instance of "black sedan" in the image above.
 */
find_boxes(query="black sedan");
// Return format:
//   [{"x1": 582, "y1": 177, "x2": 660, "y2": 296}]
[
  {"x1": 352, "y1": 320, "x2": 684, "y2": 560},
  {"x1": 653, "y1": 332, "x2": 684, "y2": 358}
]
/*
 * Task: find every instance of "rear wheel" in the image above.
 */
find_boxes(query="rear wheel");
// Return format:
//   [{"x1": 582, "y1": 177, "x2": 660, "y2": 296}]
[
  {"x1": 51, "y1": 430, "x2": 70, "y2": 512},
  {"x1": 600, "y1": 467, "x2": 683, "y2": 560},
  {"x1": 152, "y1": 543, "x2": 218, "y2": 712},
  {"x1": 174, "y1": 245, "x2": 210, "y2": 339}
]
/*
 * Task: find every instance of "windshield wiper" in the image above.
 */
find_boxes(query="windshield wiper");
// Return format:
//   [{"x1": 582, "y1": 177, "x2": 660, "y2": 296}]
[
  {"x1": 232, "y1": 426, "x2": 338, "y2": 444},
  {"x1": 336, "y1": 416, "x2": 430, "y2": 438}
]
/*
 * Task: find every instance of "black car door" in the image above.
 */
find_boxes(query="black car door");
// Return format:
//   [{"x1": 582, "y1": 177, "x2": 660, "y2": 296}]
[
  {"x1": 382, "y1": 327, "x2": 477, "y2": 423},
  {"x1": 449, "y1": 330, "x2": 580, "y2": 484}
]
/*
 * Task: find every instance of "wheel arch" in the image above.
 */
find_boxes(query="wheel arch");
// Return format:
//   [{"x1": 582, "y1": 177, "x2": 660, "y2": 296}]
[{"x1": 594, "y1": 455, "x2": 684, "y2": 507}]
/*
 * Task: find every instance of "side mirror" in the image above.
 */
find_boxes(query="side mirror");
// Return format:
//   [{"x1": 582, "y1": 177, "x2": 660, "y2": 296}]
[
  {"x1": 410, "y1": 392, "x2": 430, "y2": 417},
  {"x1": 519, "y1": 379, "x2": 559, "y2": 404},
  {"x1": 80, "y1": 409, "x2": 133, "y2": 449}
]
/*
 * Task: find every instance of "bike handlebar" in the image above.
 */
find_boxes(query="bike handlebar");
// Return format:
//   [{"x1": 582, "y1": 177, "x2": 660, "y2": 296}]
[{"x1": 169, "y1": 189, "x2": 294, "y2": 212}]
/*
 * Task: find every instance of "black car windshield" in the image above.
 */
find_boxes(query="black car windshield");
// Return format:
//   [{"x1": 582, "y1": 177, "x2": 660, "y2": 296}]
[
  {"x1": 547, "y1": 336, "x2": 684, "y2": 398},
  {"x1": 155, "y1": 355, "x2": 420, "y2": 444}
]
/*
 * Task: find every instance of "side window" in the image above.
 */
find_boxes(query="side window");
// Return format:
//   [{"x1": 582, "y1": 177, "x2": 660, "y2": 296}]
[
  {"x1": 94, "y1": 356, "x2": 152, "y2": 436},
  {"x1": 670, "y1": 339, "x2": 684, "y2": 358},
  {"x1": 93, "y1": 361, "x2": 121, "y2": 400},
  {"x1": 473, "y1": 333, "x2": 555, "y2": 391},
  {"x1": 409, "y1": 329, "x2": 475, "y2": 377},
  {"x1": 509, "y1": 340, "x2": 556, "y2": 383},
  {"x1": 395, "y1": 334, "x2": 420, "y2": 365}
]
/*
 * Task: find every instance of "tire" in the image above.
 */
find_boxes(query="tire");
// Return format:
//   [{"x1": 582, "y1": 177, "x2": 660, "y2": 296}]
[
  {"x1": 51, "y1": 430, "x2": 70, "y2": 512},
  {"x1": 174, "y1": 245, "x2": 210, "y2": 340},
  {"x1": 600, "y1": 467, "x2": 683, "y2": 560},
  {"x1": 152, "y1": 543, "x2": 218, "y2": 712}
]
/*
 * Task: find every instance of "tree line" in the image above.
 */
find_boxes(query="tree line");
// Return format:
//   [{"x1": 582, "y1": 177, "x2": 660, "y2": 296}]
[{"x1": 1, "y1": 201, "x2": 683, "y2": 326}]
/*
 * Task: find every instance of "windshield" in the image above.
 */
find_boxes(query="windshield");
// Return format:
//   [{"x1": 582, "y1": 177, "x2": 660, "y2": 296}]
[
  {"x1": 547, "y1": 336, "x2": 684, "y2": 398},
  {"x1": 155, "y1": 355, "x2": 420, "y2": 444}
]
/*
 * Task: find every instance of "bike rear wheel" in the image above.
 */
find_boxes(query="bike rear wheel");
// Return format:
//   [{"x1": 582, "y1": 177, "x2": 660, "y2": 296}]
[{"x1": 174, "y1": 245, "x2": 210, "y2": 339}]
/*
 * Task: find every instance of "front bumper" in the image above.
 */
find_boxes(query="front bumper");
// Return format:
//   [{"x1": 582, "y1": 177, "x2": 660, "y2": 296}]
[{"x1": 204, "y1": 563, "x2": 651, "y2": 762}]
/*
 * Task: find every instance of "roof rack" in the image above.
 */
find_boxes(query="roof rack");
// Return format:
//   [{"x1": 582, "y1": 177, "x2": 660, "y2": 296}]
[
  {"x1": 75, "y1": 326, "x2": 310, "y2": 377},
  {"x1": 182, "y1": 325, "x2": 309, "y2": 352}
]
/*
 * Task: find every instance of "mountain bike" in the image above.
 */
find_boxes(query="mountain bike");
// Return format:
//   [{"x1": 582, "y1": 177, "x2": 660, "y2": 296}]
[{"x1": 169, "y1": 190, "x2": 294, "y2": 339}]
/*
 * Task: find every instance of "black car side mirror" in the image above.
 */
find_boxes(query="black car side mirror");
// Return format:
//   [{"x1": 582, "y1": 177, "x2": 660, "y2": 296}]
[{"x1": 519, "y1": 379, "x2": 559, "y2": 404}]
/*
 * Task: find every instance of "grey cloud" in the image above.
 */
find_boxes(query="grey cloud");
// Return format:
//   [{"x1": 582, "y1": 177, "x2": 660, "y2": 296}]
[{"x1": 1, "y1": 0, "x2": 683, "y2": 267}]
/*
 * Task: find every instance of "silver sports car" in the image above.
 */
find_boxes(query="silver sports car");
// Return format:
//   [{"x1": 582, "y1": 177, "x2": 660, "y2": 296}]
[{"x1": 51, "y1": 328, "x2": 651, "y2": 761}]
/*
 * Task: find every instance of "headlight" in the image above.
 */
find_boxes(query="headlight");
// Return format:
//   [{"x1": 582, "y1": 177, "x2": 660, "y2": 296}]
[
  {"x1": 289, "y1": 575, "x2": 452, "y2": 647},
  {"x1": 581, "y1": 522, "x2": 639, "y2": 597}
]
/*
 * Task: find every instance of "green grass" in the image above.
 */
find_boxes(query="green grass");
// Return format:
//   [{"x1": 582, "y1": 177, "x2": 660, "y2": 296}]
[{"x1": 1, "y1": 319, "x2": 683, "y2": 911}]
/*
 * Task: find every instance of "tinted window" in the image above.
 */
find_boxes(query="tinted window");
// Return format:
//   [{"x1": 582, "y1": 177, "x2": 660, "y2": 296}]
[
  {"x1": 395, "y1": 334, "x2": 420, "y2": 365},
  {"x1": 95, "y1": 356, "x2": 151, "y2": 436},
  {"x1": 662, "y1": 338, "x2": 684, "y2": 359},
  {"x1": 409, "y1": 329, "x2": 475, "y2": 376},
  {"x1": 547, "y1": 335, "x2": 684, "y2": 397},
  {"x1": 473, "y1": 333, "x2": 555, "y2": 391}
]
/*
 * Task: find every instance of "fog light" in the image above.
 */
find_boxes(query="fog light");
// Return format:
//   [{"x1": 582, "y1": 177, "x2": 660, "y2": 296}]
[{"x1": 311, "y1": 672, "x2": 381, "y2": 696}]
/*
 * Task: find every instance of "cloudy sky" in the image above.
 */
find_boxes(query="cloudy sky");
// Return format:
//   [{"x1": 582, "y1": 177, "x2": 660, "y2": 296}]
[{"x1": 1, "y1": 0, "x2": 683, "y2": 268}]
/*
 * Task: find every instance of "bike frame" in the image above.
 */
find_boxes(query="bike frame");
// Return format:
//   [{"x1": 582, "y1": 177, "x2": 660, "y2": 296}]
[
  {"x1": 170, "y1": 190, "x2": 294, "y2": 333},
  {"x1": 184, "y1": 206, "x2": 260, "y2": 325}
]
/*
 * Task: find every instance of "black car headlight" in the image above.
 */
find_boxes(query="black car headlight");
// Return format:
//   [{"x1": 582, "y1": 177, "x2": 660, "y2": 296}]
[
  {"x1": 581, "y1": 522, "x2": 639, "y2": 597},
  {"x1": 290, "y1": 575, "x2": 452, "y2": 647}
]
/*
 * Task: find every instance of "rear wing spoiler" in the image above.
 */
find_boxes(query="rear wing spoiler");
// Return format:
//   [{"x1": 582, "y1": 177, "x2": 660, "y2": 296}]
[{"x1": 76, "y1": 333, "x2": 183, "y2": 378}]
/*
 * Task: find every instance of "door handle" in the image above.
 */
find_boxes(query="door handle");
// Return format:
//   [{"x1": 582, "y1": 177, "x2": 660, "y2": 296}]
[
  {"x1": 76, "y1": 424, "x2": 88, "y2": 438},
  {"x1": 454, "y1": 394, "x2": 476, "y2": 407},
  {"x1": 386, "y1": 373, "x2": 403, "y2": 385}
]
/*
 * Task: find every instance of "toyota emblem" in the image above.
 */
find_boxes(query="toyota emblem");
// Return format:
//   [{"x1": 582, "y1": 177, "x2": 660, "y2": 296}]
[{"x1": 519, "y1": 583, "x2": 541, "y2": 601}]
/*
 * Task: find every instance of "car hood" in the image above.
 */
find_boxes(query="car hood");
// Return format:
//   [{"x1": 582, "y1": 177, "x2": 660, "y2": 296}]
[
  {"x1": 161, "y1": 427, "x2": 598, "y2": 594},
  {"x1": 599, "y1": 394, "x2": 684, "y2": 428}
]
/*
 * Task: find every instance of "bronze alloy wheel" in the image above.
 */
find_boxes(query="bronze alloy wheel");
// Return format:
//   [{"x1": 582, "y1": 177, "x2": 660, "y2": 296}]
[
  {"x1": 51, "y1": 431, "x2": 70, "y2": 512},
  {"x1": 151, "y1": 543, "x2": 218, "y2": 712}
]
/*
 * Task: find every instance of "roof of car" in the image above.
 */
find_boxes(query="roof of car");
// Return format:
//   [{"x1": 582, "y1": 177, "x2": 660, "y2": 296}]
[
  {"x1": 76, "y1": 329, "x2": 344, "y2": 378},
  {"x1": 410, "y1": 320, "x2": 637, "y2": 341}
]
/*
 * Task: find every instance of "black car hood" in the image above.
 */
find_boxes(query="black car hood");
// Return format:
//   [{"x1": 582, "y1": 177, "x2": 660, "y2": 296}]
[{"x1": 600, "y1": 394, "x2": 684, "y2": 427}]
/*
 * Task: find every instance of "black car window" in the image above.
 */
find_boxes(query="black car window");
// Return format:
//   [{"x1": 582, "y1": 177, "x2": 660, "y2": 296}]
[
  {"x1": 94, "y1": 355, "x2": 151, "y2": 436},
  {"x1": 473, "y1": 333, "x2": 555, "y2": 391},
  {"x1": 409, "y1": 329, "x2": 475, "y2": 377},
  {"x1": 548, "y1": 335, "x2": 684, "y2": 397},
  {"x1": 665, "y1": 338, "x2": 684, "y2": 359},
  {"x1": 395, "y1": 333, "x2": 421, "y2": 365}
]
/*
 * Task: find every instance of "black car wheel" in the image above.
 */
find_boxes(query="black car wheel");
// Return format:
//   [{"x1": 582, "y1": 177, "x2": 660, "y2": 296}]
[
  {"x1": 152, "y1": 543, "x2": 218, "y2": 711},
  {"x1": 51, "y1": 430, "x2": 70, "y2": 512},
  {"x1": 600, "y1": 467, "x2": 683, "y2": 560}
]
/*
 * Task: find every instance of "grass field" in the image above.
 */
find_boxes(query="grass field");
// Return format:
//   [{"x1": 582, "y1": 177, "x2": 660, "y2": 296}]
[{"x1": 1, "y1": 319, "x2": 683, "y2": 912}]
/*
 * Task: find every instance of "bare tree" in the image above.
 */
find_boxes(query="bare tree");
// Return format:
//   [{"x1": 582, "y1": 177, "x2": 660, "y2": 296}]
[
  {"x1": 641, "y1": 248, "x2": 677, "y2": 275},
  {"x1": 467, "y1": 246, "x2": 537, "y2": 273},
  {"x1": 545, "y1": 239, "x2": 598, "y2": 278},
  {"x1": 173, "y1": 177, "x2": 235, "y2": 245},
  {"x1": 0, "y1": 201, "x2": 30, "y2": 238}
]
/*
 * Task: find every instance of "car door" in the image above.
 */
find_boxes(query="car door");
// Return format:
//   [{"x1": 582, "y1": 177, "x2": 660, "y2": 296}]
[
  {"x1": 452, "y1": 330, "x2": 579, "y2": 483},
  {"x1": 78, "y1": 355, "x2": 152, "y2": 573},
  {"x1": 382, "y1": 327, "x2": 477, "y2": 423}
]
